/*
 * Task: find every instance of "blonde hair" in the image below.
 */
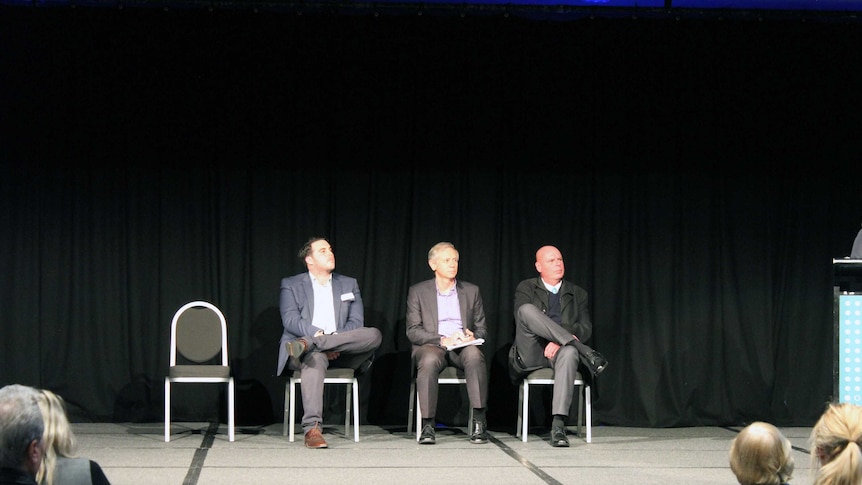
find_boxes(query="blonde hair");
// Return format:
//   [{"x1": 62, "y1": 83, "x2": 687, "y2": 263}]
[
  {"x1": 36, "y1": 389, "x2": 78, "y2": 485},
  {"x1": 729, "y1": 421, "x2": 794, "y2": 485},
  {"x1": 810, "y1": 402, "x2": 862, "y2": 485}
]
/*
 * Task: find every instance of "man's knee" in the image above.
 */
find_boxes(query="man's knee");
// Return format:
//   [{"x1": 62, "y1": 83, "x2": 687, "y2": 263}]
[
  {"x1": 516, "y1": 303, "x2": 543, "y2": 326},
  {"x1": 306, "y1": 351, "x2": 329, "y2": 368},
  {"x1": 461, "y1": 346, "x2": 486, "y2": 366},
  {"x1": 369, "y1": 327, "x2": 383, "y2": 347},
  {"x1": 415, "y1": 349, "x2": 444, "y2": 371},
  {"x1": 556, "y1": 345, "x2": 579, "y2": 367}
]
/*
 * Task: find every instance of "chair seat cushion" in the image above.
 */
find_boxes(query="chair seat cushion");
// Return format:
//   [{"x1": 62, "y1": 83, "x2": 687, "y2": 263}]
[
  {"x1": 292, "y1": 368, "x2": 356, "y2": 379},
  {"x1": 169, "y1": 365, "x2": 230, "y2": 378},
  {"x1": 526, "y1": 368, "x2": 555, "y2": 380}
]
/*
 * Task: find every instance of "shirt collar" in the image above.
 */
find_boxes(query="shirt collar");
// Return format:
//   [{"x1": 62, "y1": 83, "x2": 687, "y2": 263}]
[
  {"x1": 542, "y1": 280, "x2": 561, "y2": 294},
  {"x1": 436, "y1": 279, "x2": 457, "y2": 296},
  {"x1": 309, "y1": 272, "x2": 332, "y2": 287}
]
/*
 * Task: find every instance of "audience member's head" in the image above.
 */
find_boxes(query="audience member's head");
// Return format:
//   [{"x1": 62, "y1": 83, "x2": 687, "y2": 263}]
[
  {"x1": 36, "y1": 389, "x2": 78, "y2": 485},
  {"x1": 0, "y1": 384, "x2": 45, "y2": 477},
  {"x1": 729, "y1": 421, "x2": 794, "y2": 485},
  {"x1": 810, "y1": 402, "x2": 862, "y2": 485}
]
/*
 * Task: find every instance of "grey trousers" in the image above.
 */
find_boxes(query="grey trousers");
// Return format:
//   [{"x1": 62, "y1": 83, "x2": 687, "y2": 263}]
[
  {"x1": 514, "y1": 303, "x2": 580, "y2": 416},
  {"x1": 413, "y1": 343, "x2": 487, "y2": 420},
  {"x1": 287, "y1": 326, "x2": 382, "y2": 434}
]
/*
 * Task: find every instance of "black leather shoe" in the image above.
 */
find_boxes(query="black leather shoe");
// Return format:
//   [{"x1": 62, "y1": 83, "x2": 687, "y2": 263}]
[
  {"x1": 570, "y1": 340, "x2": 608, "y2": 376},
  {"x1": 469, "y1": 420, "x2": 489, "y2": 444},
  {"x1": 356, "y1": 354, "x2": 375, "y2": 377},
  {"x1": 419, "y1": 424, "x2": 436, "y2": 445},
  {"x1": 580, "y1": 348, "x2": 608, "y2": 376},
  {"x1": 551, "y1": 425, "x2": 570, "y2": 447}
]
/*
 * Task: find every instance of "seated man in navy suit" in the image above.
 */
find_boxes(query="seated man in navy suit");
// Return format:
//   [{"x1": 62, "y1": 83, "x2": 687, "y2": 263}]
[{"x1": 277, "y1": 236, "x2": 382, "y2": 449}]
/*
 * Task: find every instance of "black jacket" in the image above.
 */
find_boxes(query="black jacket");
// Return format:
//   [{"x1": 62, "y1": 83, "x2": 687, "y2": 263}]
[{"x1": 513, "y1": 276, "x2": 592, "y2": 343}]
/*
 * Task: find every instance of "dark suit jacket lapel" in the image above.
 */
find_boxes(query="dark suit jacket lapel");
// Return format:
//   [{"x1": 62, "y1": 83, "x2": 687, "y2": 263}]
[
  {"x1": 423, "y1": 280, "x2": 439, "y2": 332},
  {"x1": 457, "y1": 281, "x2": 470, "y2": 327}
]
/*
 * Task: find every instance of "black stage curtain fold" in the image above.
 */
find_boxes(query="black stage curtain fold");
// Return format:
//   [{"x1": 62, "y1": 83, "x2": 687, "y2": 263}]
[{"x1": 1, "y1": 6, "x2": 860, "y2": 428}]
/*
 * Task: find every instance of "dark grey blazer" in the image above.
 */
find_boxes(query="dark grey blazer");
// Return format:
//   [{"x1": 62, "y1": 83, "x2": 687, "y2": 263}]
[{"x1": 405, "y1": 278, "x2": 487, "y2": 347}]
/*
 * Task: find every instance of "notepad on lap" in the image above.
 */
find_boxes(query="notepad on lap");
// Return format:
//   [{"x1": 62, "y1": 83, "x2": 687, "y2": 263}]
[{"x1": 445, "y1": 338, "x2": 484, "y2": 351}]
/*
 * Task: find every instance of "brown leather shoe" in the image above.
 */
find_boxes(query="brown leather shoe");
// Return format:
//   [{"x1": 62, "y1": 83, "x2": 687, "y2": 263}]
[
  {"x1": 287, "y1": 338, "x2": 309, "y2": 360},
  {"x1": 304, "y1": 424, "x2": 328, "y2": 449}
]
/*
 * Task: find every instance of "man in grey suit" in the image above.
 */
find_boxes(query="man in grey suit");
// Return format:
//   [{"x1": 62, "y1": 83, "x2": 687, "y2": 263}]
[
  {"x1": 277, "y1": 237, "x2": 382, "y2": 449},
  {"x1": 406, "y1": 241, "x2": 489, "y2": 445}
]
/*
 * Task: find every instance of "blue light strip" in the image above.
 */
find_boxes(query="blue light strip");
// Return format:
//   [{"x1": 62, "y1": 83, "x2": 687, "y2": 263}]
[
  {"x1": 840, "y1": 295, "x2": 862, "y2": 404},
  {"x1": 2, "y1": 0, "x2": 861, "y2": 16}
]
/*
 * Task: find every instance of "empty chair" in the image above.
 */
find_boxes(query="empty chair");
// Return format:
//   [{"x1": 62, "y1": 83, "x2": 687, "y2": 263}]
[{"x1": 164, "y1": 301, "x2": 235, "y2": 442}]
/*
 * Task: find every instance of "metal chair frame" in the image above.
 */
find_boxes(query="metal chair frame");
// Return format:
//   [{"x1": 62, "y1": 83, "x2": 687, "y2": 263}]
[
  {"x1": 516, "y1": 367, "x2": 591, "y2": 443},
  {"x1": 407, "y1": 366, "x2": 474, "y2": 441},
  {"x1": 165, "y1": 300, "x2": 235, "y2": 442},
  {"x1": 284, "y1": 368, "x2": 359, "y2": 442}
]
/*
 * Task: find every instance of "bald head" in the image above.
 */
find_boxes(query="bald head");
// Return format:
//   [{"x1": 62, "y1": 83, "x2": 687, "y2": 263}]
[{"x1": 535, "y1": 245, "x2": 565, "y2": 286}]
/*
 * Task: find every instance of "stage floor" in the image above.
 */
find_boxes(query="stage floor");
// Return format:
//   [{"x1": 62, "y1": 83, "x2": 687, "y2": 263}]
[{"x1": 74, "y1": 422, "x2": 814, "y2": 485}]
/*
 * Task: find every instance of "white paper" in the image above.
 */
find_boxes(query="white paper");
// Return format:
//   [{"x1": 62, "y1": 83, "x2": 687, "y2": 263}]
[{"x1": 445, "y1": 338, "x2": 484, "y2": 351}]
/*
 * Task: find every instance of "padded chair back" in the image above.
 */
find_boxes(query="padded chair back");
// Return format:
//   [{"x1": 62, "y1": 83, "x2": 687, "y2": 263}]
[
  {"x1": 170, "y1": 301, "x2": 228, "y2": 366},
  {"x1": 165, "y1": 300, "x2": 234, "y2": 442}
]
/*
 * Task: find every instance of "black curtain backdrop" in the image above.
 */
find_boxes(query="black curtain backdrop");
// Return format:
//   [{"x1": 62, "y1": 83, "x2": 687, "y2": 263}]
[{"x1": 2, "y1": 6, "x2": 861, "y2": 429}]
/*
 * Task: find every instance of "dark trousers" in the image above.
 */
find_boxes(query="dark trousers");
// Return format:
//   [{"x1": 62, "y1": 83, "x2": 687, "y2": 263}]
[
  {"x1": 412, "y1": 343, "x2": 487, "y2": 420},
  {"x1": 287, "y1": 327, "x2": 382, "y2": 434},
  {"x1": 513, "y1": 303, "x2": 580, "y2": 416}
]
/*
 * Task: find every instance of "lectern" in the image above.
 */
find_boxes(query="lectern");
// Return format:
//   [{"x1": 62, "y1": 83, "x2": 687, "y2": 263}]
[{"x1": 834, "y1": 259, "x2": 862, "y2": 403}]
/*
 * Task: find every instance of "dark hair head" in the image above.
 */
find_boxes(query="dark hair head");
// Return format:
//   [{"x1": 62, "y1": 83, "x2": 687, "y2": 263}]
[{"x1": 297, "y1": 236, "x2": 329, "y2": 262}]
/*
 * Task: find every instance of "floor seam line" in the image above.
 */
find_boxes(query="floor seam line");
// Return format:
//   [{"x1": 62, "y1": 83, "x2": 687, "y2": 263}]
[
  {"x1": 489, "y1": 434, "x2": 565, "y2": 485},
  {"x1": 182, "y1": 422, "x2": 218, "y2": 485}
]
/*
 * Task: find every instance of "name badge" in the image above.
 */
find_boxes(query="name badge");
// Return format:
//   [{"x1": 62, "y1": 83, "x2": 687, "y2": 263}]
[{"x1": 341, "y1": 292, "x2": 355, "y2": 301}]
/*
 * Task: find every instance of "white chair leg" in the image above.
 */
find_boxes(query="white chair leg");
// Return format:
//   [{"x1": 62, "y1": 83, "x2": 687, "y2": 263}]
[
  {"x1": 521, "y1": 381, "x2": 530, "y2": 442},
  {"x1": 282, "y1": 382, "x2": 290, "y2": 436},
  {"x1": 288, "y1": 378, "x2": 297, "y2": 442},
  {"x1": 585, "y1": 385, "x2": 592, "y2": 443},
  {"x1": 228, "y1": 377, "x2": 235, "y2": 442},
  {"x1": 164, "y1": 378, "x2": 171, "y2": 442},
  {"x1": 415, "y1": 390, "x2": 422, "y2": 442},
  {"x1": 352, "y1": 379, "x2": 360, "y2": 442}
]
